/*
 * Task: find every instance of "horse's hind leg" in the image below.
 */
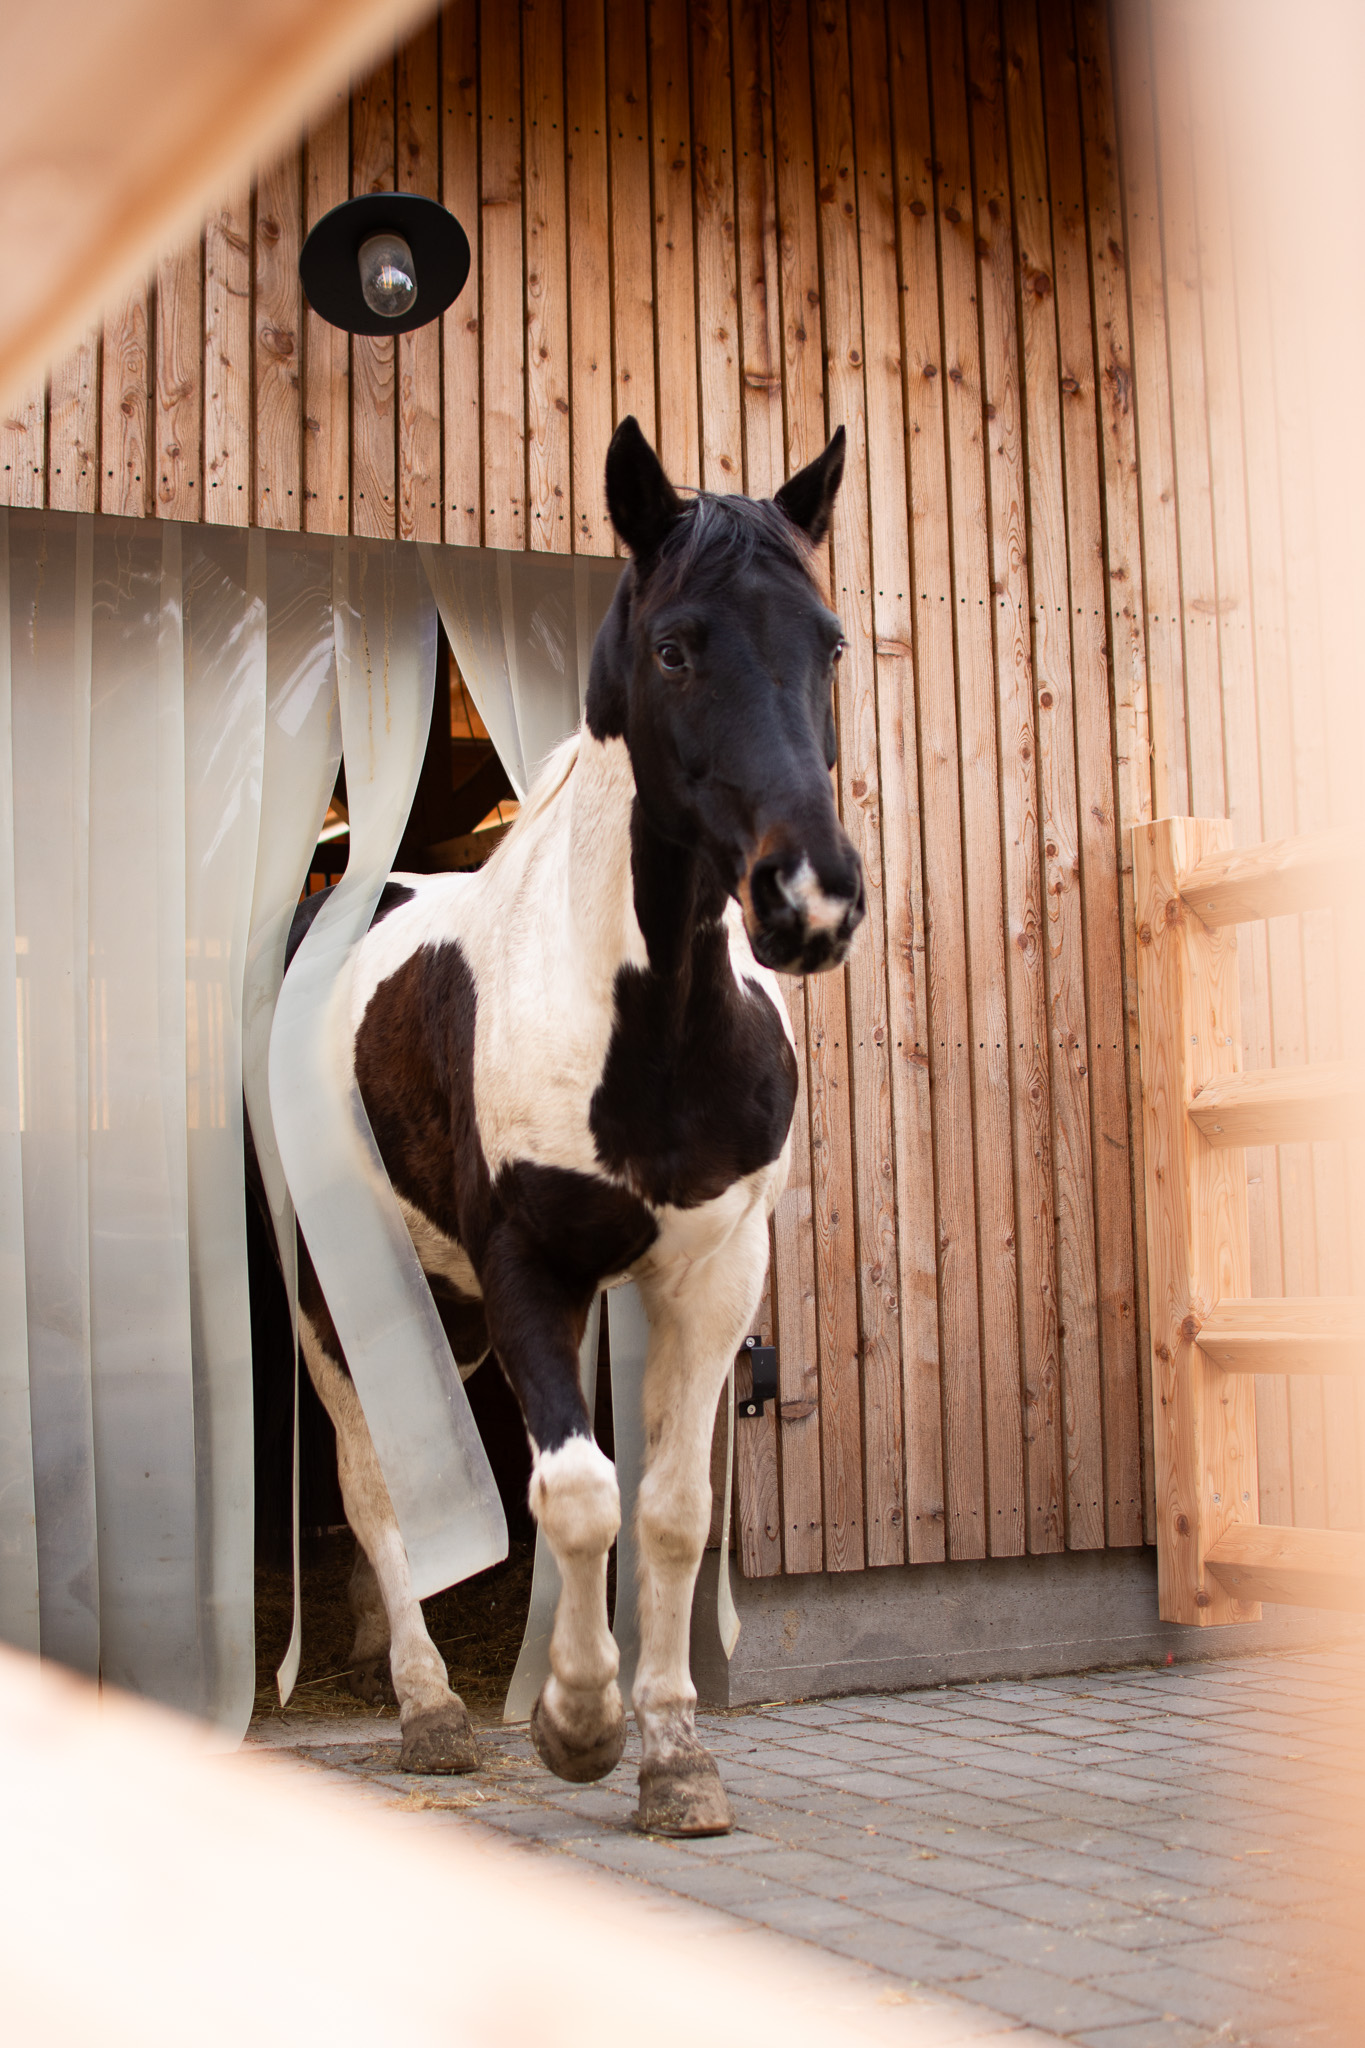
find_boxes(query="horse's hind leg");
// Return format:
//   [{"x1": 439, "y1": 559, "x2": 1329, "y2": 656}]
[
  {"x1": 629, "y1": 1207, "x2": 769, "y2": 1836},
  {"x1": 299, "y1": 1309, "x2": 479, "y2": 1773},
  {"x1": 346, "y1": 1546, "x2": 390, "y2": 1705}
]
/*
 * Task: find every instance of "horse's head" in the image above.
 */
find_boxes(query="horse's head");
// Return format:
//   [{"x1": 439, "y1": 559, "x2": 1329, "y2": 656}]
[{"x1": 593, "y1": 417, "x2": 865, "y2": 976}]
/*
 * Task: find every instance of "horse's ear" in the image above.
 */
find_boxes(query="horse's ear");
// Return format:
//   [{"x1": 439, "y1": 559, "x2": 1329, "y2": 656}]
[
  {"x1": 775, "y1": 426, "x2": 846, "y2": 544},
  {"x1": 606, "y1": 417, "x2": 685, "y2": 562}
]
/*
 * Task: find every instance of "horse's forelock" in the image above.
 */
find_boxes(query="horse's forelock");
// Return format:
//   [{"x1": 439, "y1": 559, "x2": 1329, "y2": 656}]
[{"x1": 640, "y1": 493, "x2": 815, "y2": 612}]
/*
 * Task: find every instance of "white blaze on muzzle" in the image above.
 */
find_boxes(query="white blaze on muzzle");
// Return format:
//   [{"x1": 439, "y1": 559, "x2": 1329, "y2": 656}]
[{"x1": 775, "y1": 855, "x2": 850, "y2": 935}]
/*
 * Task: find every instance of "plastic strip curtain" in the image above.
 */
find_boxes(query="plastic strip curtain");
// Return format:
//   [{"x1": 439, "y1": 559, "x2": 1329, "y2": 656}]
[
  {"x1": 183, "y1": 529, "x2": 268, "y2": 1740},
  {"x1": 0, "y1": 512, "x2": 275, "y2": 1729},
  {"x1": 419, "y1": 542, "x2": 741, "y2": 1717},
  {"x1": 0, "y1": 513, "x2": 38, "y2": 1653},
  {"x1": 269, "y1": 540, "x2": 506, "y2": 1606},
  {"x1": 10, "y1": 512, "x2": 98, "y2": 1676},
  {"x1": 86, "y1": 520, "x2": 199, "y2": 1710},
  {"x1": 241, "y1": 536, "x2": 343, "y2": 1705}
]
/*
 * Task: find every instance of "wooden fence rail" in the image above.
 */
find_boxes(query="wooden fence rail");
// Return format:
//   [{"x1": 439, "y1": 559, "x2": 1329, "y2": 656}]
[{"x1": 1133, "y1": 817, "x2": 1365, "y2": 1623}]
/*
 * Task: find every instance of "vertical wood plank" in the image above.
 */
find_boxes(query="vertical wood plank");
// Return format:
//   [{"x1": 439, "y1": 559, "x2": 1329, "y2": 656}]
[
  {"x1": 927, "y1": 0, "x2": 1025, "y2": 1557},
  {"x1": 101, "y1": 283, "x2": 153, "y2": 517},
  {"x1": 731, "y1": 0, "x2": 785, "y2": 500},
  {"x1": 48, "y1": 334, "x2": 99, "y2": 513},
  {"x1": 1038, "y1": 0, "x2": 1142, "y2": 1548},
  {"x1": 810, "y1": 0, "x2": 900, "y2": 1571},
  {"x1": 441, "y1": 3, "x2": 482, "y2": 549},
  {"x1": 650, "y1": 0, "x2": 701, "y2": 487},
  {"x1": 352, "y1": 56, "x2": 399, "y2": 541},
  {"x1": 966, "y1": 0, "x2": 1063, "y2": 1556},
  {"x1": 564, "y1": 0, "x2": 614, "y2": 552},
  {"x1": 769, "y1": 0, "x2": 827, "y2": 1573},
  {"x1": 1133, "y1": 817, "x2": 1259, "y2": 1626},
  {"x1": 1109, "y1": 0, "x2": 1186, "y2": 820},
  {"x1": 805, "y1": 0, "x2": 870, "y2": 1576},
  {"x1": 204, "y1": 187, "x2": 252, "y2": 527},
  {"x1": 849, "y1": 0, "x2": 943, "y2": 1563},
  {"x1": 735, "y1": 1346, "x2": 783, "y2": 1576},
  {"x1": 607, "y1": 0, "x2": 658, "y2": 485},
  {"x1": 691, "y1": 0, "x2": 744, "y2": 493},
  {"x1": 481, "y1": 0, "x2": 526, "y2": 548},
  {"x1": 0, "y1": 387, "x2": 45, "y2": 509},
  {"x1": 398, "y1": 22, "x2": 443, "y2": 544},
  {"x1": 1001, "y1": 0, "x2": 1103, "y2": 1551},
  {"x1": 891, "y1": 0, "x2": 987, "y2": 1560},
  {"x1": 304, "y1": 90, "x2": 351, "y2": 536},
  {"x1": 254, "y1": 149, "x2": 303, "y2": 530},
  {"x1": 1075, "y1": 0, "x2": 1157, "y2": 1544},
  {"x1": 153, "y1": 236, "x2": 203, "y2": 524},
  {"x1": 523, "y1": 0, "x2": 571, "y2": 551}
]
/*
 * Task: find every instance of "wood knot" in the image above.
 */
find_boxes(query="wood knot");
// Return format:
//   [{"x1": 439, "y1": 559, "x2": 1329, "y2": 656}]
[
  {"x1": 1180, "y1": 1314, "x2": 1201, "y2": 1342},
  {"x1": 1175, "y1": 1512, "x2": 1189, "y2": 1535},
  {"x1": 1194, "y1": 1588, "x2": 1212, "y2": 1607}
]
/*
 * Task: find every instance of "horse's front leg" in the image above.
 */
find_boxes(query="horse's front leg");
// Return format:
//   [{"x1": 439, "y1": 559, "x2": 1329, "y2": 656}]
[
  {"x1": 631, "y1": 1205, "x2": 768, "y2": 1837},
  {"x1": 481, "y1": 1230, "x2": 627, "y2": 1784}
]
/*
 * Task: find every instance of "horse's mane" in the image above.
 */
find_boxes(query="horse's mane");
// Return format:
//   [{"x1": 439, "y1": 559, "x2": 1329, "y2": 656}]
[{"x1": 644, "y1": 492, "x2": 816, "y2": 610}]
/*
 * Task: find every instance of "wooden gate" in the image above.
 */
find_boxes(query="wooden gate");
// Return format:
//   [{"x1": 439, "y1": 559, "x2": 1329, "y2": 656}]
[{"x1": 1134, "y1": 817, "x2": 1365, "y2": 1621}]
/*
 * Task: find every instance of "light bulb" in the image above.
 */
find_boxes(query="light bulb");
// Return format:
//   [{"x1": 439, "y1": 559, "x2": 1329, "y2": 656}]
[{"x1": 358, "y1": 232, "x2": 418, "y2": 319}]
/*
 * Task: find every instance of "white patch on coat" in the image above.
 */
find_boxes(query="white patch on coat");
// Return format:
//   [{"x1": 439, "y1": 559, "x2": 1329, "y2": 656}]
[
  {"x1": 777, "y1": 854, "x2": 848, "y2": 935},
  {"x1": 396, "y1": 1195, "x2": 482, "y2": 1299}
]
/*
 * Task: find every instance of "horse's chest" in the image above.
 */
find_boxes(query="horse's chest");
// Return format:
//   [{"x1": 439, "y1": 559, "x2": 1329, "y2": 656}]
[{"x1": 588, "y1": 957, "x2": 797, "y2": 1210}]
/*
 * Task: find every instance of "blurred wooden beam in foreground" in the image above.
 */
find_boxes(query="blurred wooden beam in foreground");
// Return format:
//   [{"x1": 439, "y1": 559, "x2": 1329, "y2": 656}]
[
  {"x1": 0, "y1": 1643, "x2": 1045, "y2": 2048},
  {"x1": 0, "y1": 0, "x2": 435, "y2": 408}
]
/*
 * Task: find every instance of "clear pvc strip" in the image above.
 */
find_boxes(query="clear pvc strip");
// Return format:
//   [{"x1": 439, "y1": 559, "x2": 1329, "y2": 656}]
[
  {"x1": 270, "y1": 539, "x2": 505, "y2": 1603},
  {"x1": 10, "y1": 511, "x2": 98, "y2": 1675},
  {"x1": 0, "y1": 513, "x2": 39, "y2": 1654},
  {"x1": 86, "y1": 519, "x2": 200, "y2": 1709},
  {"x1": 183, "y1": 527, "x2": 267, "y2": 1740},
  {"x1": 502, "y1": 1293, "x2": 602, "y2": 1724},
  {"x1": 241, "y1": 535, "x2": 343, "y2": 1704},
  {"x1": 607, "y1": 1282, "x2": 650, "y2": 1704},
  {"x1": 418, "y1": 545, "x2": 528, "y2": 795}
]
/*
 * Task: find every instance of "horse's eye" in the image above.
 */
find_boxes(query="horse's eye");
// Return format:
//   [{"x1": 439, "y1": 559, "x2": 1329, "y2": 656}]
[
  {"x1": 832, "y1": 638, "x2": 847, "y2": 664},
  {"x1": 656, "y1": 641, "x2": 686, "y2": 674}
]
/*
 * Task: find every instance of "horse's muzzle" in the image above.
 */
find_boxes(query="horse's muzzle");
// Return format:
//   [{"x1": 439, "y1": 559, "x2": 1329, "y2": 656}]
[{"x1": 742, "y1": 848, "x2": 866, "y2": 975}]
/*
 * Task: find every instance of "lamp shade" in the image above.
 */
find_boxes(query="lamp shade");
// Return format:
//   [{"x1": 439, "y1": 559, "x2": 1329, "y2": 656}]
[{"x1": 299, "y1": 193, "x2": 470, "y2": 337}]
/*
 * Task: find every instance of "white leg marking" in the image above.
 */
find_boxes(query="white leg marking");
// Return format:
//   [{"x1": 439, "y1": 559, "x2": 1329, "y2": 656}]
[
  {"x1": 530, "y1": 1435, "x2": 623, "y2": 1747},
  {"x1": 300, "y1": 1314, "x2": 455, "y2": 1724},
  {"x1": 632, "y1": 1204, "x2": 769, "y2": 1769}
]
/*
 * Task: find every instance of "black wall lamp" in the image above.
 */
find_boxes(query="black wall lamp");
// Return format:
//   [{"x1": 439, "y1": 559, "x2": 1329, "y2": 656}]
[{"x1": 299, "y1": 193, "x2": 470, "y2": 336}]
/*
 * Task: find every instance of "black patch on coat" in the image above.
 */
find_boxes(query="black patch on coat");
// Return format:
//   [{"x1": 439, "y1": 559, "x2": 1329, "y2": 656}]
[
  {"x1": 588, "y1": 805, "x2": 798, "y2": 1208},
  {"x1": 353, "y1": 937, "x2": 657, "y2": 1453}
]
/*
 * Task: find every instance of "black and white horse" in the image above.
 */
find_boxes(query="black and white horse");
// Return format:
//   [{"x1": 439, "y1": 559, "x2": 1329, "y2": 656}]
[{"x1": 290, "y1": 418, "x2": 863, "y2": 1835}]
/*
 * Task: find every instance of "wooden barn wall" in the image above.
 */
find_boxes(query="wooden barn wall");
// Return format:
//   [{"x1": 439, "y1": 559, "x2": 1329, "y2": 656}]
[{"x1": 18, "y1": 0, "x2": 1352, "y2": 1579}]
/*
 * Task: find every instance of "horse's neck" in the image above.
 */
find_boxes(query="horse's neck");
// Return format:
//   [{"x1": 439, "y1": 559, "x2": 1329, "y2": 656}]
[
  {"x1": 564, "y1": 729, "x2": 719, "y2": 997},
  {"x1": 565, "y1": 728, "x2": 723, "y2": 1010},
  {"x1": 565, "y1": 731, "x2": 646, "y2": 986}
]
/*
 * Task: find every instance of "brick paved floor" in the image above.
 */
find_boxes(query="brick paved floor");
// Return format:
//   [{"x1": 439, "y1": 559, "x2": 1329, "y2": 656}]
[{"x1": 251, "y1": 1644, "x2": 1365, "y2": 2048}]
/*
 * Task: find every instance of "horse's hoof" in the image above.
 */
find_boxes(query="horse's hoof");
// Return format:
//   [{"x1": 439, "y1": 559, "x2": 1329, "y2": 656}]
[
  {"x1": 400, "y1": 1700, "x2": 480, "y2": 1774},
  {"x1": 635, "y1": 1752, "x2": 733, "y2": 1837},
  {"x1": 530, "y1": 1686, "x2": 627, "y2": 1785},
  {"x1": 348, "y1": 1657, "x2": 389, "y2": 1707}
]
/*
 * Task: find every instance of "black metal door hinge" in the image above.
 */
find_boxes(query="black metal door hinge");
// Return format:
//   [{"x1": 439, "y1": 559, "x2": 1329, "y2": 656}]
[{"x1": 737, "y1": 1334, "x2": 778, "y2": 1418}]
